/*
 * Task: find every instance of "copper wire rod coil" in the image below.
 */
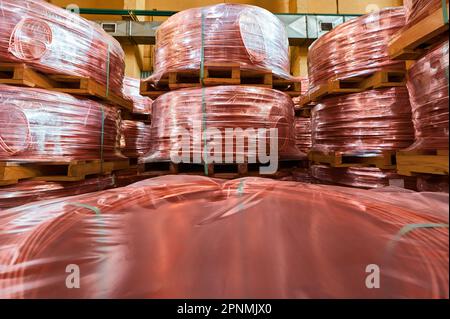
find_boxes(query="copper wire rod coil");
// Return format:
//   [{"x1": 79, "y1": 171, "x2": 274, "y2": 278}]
[
  {"x1": 294, "y1": 117, "x2": 312, "y2": 154},
  {"x1": 142, "y1": 86, "x2": 302, "y2": 163},
  {"x1": 404, "y1": 0, "x2": 447, "y2": 26},
  {"x1": 311, "y1": 87, "x2": 415, "y2": 155},
  {"x1": 0, "y1": 0, "x2": 125, "y2": 96},
  {"x1": 121, "y1": 120, "x2": 152, "y2": 159},
  {"x1": 122, "y1": 77, "x2": 152, "y2": 115},
  {"x1": 0, "y1": 85, "x2": 124, "y2": 162},
  {"x1": 307, "y1": 7, "x2": 406, "y2": 91}
]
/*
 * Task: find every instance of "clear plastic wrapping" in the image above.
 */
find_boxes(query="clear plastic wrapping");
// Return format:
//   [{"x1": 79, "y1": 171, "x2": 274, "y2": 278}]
[
  {"x1": 0, "y1": 0, "x2": 125, "y2": 96},
  {"x1": 294, "y1": 117, "x2": 312, "y2": 154},
  {"x1": 142, "y1": 86, "x2": 302, "y2": 163},
  {"x1": 0, "y1": 85, "x2": 124, "y2": 162},
  {"x1": 311, "y1": 165, "x2": 417, "y2": 190},
  {"x1": 0, "y1": 175, "x2": 447, "y2": 298},
  {"x1": 122, "y1": 77, "x2": 152, "y2": 115},
  {"x1": 307, "y1": 7, "x2": 406, "y2": 91},
  {"x1": 404, "y1": 0, "x2": 447, "y2": 26},
  {"x1": 311, "y1": 87, "x2": 415, "y2": 155},
  {"x1": 147, "y1": 3, "x2": 292, "y2": 84},
  {"x1": 406, "y1": 40, "x2": 449, "y2": 151},
  {"x1": 121, "y1": 120, "x2": 152, "y2": 158},
  {"x1": 0, "y1": 177, "x2": 114, "y2": 210}
]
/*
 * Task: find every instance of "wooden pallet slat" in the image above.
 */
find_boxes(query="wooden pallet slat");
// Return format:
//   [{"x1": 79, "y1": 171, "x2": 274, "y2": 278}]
[
  {"x1": 396, "y1": 150, "x2": 449, "y2": 176},
  {"x1": 308, "y1": 151, "x2": 396, "y2": 170}
]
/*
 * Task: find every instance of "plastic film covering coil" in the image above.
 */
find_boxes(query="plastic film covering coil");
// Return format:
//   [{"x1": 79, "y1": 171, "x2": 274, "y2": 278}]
[
  {"x1": 294, "y1": 117, "x2": 312, "y2": 154},
  {"x1": 0, "y1": 175, "x2": 447, "y2": 298},
  {"x1": 406, "y1": 40, "x2": 449, "y2": 151},
  {"x1": 404, "y1": 0, "x2": 448, "y2": 26},
  {"x1": 148, "y1": 3, "x2": 292, "y2": 84},
  {"x1": 122, "y1": 77, "x2": 152, "y2": 115},
  {"x1": 121, "y1": 120, "x2": 152, "y2": 159},
  {"x1": 311, "y1": 87, "x2": 415, "y2": 155},
  {"x1": 0, "y1": 0, "x2": 125, "y2": 96},
  {"x1": 0, "y1": 85, "x2": 124, "y2": 162},
  {"x1": 311, "y1": 165, "x2": 416, "y2": 190},
  {"x1": 142, "y1": 86, "x2": 301, "y2": 163},
  {"x1": 307, "y1": 7, "x2": 406, "y2": 91}
]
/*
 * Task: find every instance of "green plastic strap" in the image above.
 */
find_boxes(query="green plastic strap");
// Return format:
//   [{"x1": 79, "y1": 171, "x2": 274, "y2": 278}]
[
  {"x1": 106, "y1": 43, "x2": 111, "y2": 97},
  {"x1": 387, "y1": 223, "x2": 449, "y2": 254},
  {"x1": 200, "y1": 8, "x2": 208, "y2": 176},
  {"x1": 442, "y1": 0, "x2": 449, "y2": 24},
  {"x1": 66, "y1": 202, "x2": 102, "y2": 216}
]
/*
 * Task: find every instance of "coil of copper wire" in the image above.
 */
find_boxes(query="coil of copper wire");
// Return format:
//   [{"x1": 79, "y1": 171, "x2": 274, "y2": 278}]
[
  {"x1": 122, "y1": 77, "x2": 152, "y2": 115},
  {"x1": 294, "y1": 117, "x2": 312, "y2": 154},
  {"x1": 147, "y1": 3, "x2": 292, "y2": 85},
  {"x1": 0, "y1": 85, "x2": 124, "y2": 162},
  {"x1": 142, "y1": 86, "x2": 301, "y2": 163},
  {"x1": 121, "y1": 120, "x2": 152, "y2": 159},
  {"x1": 0, "y1": 176, "x2": 114, "y2": 210},
  {"x1": 406, "y1": 40, "x2": 449, "y2": 151},
  {"x1": 311, "y1": 165, "x2": 416, "y2": 190},
  {"x1": 0, "y1": 0, "x2": 125, "y2": 96},
  {"x1": 0, "y1": 175, "x2": 447, "y2": 298},
  {"x1": 404, "y1": 0, "x2": 448, "y2": 26},
  {"x1": 307, "y1": 7, "x2": 406, "y2": 91},
  {"x1": 311, "y1": 87, "x2": 415, "y2": 155}
]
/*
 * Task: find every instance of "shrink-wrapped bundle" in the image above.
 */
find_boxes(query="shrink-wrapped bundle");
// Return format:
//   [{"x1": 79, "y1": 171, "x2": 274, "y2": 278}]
[
  {"x1": 0, "y1": 175, "x2": 447, "y2": 298},
  {"x1": 142, "y1": 86, "x2": 301, "y2": 163},
  {"x1": 122, "y1": 77, "x2": 152, "y2": 115},
  {"x1": 0, "y1": 0, "x2": 125, "y2": 96},
  {"x1": 0, "y1": 85, "x2": 124, "y2": 162},
  {"x1": 121, "y1": 120, "x2": 152, "y2": 158},
  {"x1": 308, "y1": 7, "x2": 406, "y2": 91},
  {"x1": 406, "y1": 40, "x2": 449, "y2": 151},
  {"x1": 404, "y1": 0, "x2": 448, "y2": 26},
  {"x1": 294, "y1": 117, "x2": 312, "y2": 154},
  {"x1": 148, "y1": 3, "x2": 292, "y2": 84},
  {"x1": 311, "y1": 87, "x2": 415, "y2": 155}
]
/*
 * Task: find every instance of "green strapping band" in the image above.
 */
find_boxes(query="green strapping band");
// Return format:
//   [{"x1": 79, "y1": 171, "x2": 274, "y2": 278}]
[
  {"x1": 442, "y1": 0, "x2": 448, "y2": 24},
  {"x1": 66, "y1": 202, "x2": 102, "y2": 216},
  {"x1": 200, "y1": 8, "x2": 208, "y2": 176}
]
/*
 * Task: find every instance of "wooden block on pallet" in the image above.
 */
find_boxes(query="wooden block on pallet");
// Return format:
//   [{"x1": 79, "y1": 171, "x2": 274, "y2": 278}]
[
  {"x1": 396, "y1": 150, "x2": 449, "y2": 176},
  {"x1": 203, "y1": 62, "x2": 241, "y2": 86},
  {"x1": 0, "y1": 63, "x2": 56, "y2": 88},
  {"x1": 389, "y1": 3, "x2": 449, "y2": 60},
  {"x1": 308, "y1": 151, "x2": 396, "y2": 169}
]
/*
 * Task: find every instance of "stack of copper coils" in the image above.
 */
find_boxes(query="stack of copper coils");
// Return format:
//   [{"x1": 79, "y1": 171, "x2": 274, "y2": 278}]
[
  {"x1": 147, "y1": 3, "x2": 292, "y2": 84},
  {"x1": 405, "y1": 40, "x2": 449, "y2": 151},
  {"x1": 294, "y1": 117, "x2": 311, "y2": 154},
  {"x1": 0, "y1": 85, "x2": 124, "y2": 162},
  {"x1": 122, "y1": 77, "x2": 152, "y2": 115},
  {"x1": 404, "y1": 0, "x2": 447, "y2": 26},
  {"x1": 307, "y1": 7, "x2": 406, "y2": 91},
  {"x1": 121, "y1": 120, "x2": 152, "y2": 159},
  {"x1": 142, "y1": 86, "x2": 300, "y2": 163},
  {"x1": 0, "y1": 0, "x2": 125, "y2": 96}
]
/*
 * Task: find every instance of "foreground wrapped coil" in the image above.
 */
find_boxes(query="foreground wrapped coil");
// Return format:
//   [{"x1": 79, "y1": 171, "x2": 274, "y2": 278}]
[
  {"x1": 307, "y1": 7, "x2": 406, "y2": 91},
  {"x1": 311, "y1": 87, "x2": 415, "y2": 155},
  {"x1": 294, "y1": 117, "x2": 312, "y2": 154},
  {"x1": 143, "y1": 86, "x2": 301, "y2": 163},
  {"x1": 406, "y1": 40, "x2": 449, "y2": 151},
  {"x1": 122, "y1": 77, "x2": 152, "y2": 115},
  {"x1": 0, "y1": 85, "x2": 124, "y2": 162},
  {"x1": 148, "y1": 3, "x2": 292, "y2": 84},
  {"x1": 0, "y1": 0, "x2": 125, "y2": 96},
  {"x1": 121, "y1": 120, "x2": 152, "y2": 159},
  {"x1": 0, "y1": 175, "x2": 447, "y2": 298}
]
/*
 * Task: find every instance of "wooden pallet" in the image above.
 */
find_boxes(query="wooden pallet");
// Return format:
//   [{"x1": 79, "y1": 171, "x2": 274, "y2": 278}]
[
  {"x1": 309, "y1": 151, "x2": 396, "y2": 169},
  {"x1": 0, "y1": 63, "x2": 133, "y2": 111},
  {"x1": 396, "y1": 150, "x2": 449, "y2": 176},
  {"x1": 140, "y1": 159, "x2": 307, "y2": 179},
  {"x1": 121, "y1": 110, "x2": 152, "y2": 123},
  {"x1": 296, "y1": 70, "x2": 406, "y2": 107},
  {"x1": 389, "y1": 2, "x2": 449, "y2": 60},
  {"x1": 0, "y1": 159, "x2": 130, "y2": 186},
  {"x1": 140, "y1": 62, "x2": 303, "y2": 99}
]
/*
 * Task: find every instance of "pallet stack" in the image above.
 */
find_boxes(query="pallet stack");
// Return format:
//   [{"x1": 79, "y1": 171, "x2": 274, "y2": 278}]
[
  {"x1": 389, "y1": 0, "x2": 449, "y2": 192},
  {"x1": 138, "y1": 3, "x2": 307, "y2": 179}
]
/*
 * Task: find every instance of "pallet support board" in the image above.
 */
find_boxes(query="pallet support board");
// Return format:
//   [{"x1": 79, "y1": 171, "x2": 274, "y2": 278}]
[
  {"x1": 389, "y1": 3, "x2": 449, "y2": 60},
  {"x1": 396, "y1": 150, "x2": 449, "y2": 176},
  {"x1": 0, "y1": 63, "x2": 133, "y2": 111},
  {"x1": 308, "y1": 151, "x2": 396, "y2": 169}
]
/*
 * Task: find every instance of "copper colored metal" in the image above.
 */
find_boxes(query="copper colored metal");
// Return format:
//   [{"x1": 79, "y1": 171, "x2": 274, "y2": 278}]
[
  {"x1": 311, "y1": 165, "x2": 416, "y2": 190},
  {"x1": 0, "y1": 175, "x2": 447, "y2": 298},
  {"x1": 122, "y1": 77, "x2": 152, "y2": 115},
  {"x1": 406, "y1": 40, "x2": 449, "y2": 151},
  {"x1": 0, "y1": 85, "x2": 124, "y2": 162},
  {"x1": 311, "y1": 87, "x2": 415, "y2": 155},
  {"x1": 404, "y1": 0, "x2": 447, "y2": 26},
  {"x1": 416, "y1": 175, "x2": 449, "y2": 193},
  {"x1": 0, "y1": 0, "x2": 125, "y2": 96},
  {"x1": 294, "y1": 117, "x2": 311, "y2": 154},
  {"x1": 307, "y1": 7, "x2": 406, "y2": 91},
  {"x1": 147, "y1": 3, "x2": 293, "y2": 85},
  {"x1": 143, "y1": 86, "x2": 302, "y2": 163},
  {"x1": 121, "y1": 120, "x2": 152, "y2": 158}
]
